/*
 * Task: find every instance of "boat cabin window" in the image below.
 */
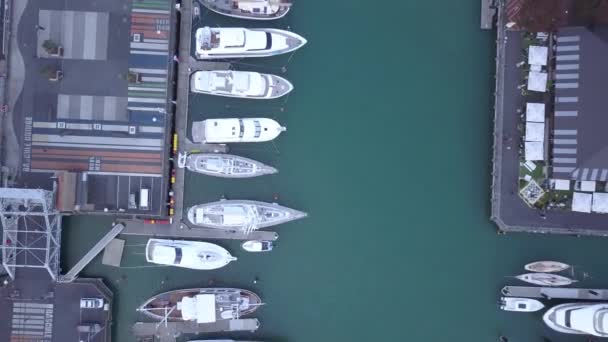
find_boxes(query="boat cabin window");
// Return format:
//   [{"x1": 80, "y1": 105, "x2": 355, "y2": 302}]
[
  {"x1": 239, "y1": 120, "x2": 245, "y2": 138},
  {"x1": 565, "y1": 309, "x2": 573, "y2": 328},
  {"x1": 174, "y1": 248, "x2": 183, "y2": 264},
  {"x1": 254, "y1": 120, "x2": 262, "y2": 138},
  {"x1": 517, "y1": 303, "x2": 527, "y2": 309}
]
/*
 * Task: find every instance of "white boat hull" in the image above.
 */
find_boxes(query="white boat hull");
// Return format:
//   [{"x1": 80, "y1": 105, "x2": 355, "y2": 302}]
[
  {"x1": 145, "y1": 239, "x2": 236, "y2": 270},
  {"x1": 543, "y1": 303, "x2": 608, "y2": 336},
  {"x1": 241, "y1": 240, "x2": 274, "y2": 252},
  {"x1": 516, "y1": 273, "x2": 576, "y2": 287},
  {"x1": 186, "y1": 153, "x2": 277, "y2": 178},
  {"x1": 500, "y1": 297, "x2": 544, "y2": 312},
  {"x1": 190, "y1": 70, "x2": 293, "y2": 99},
  {"x1": 187, "y1": 199, "x2": 307, "y2": 231},
  {"x1": 195, "y1": 28, "x2": 306, "y2": 59},
  {"x1": 524, "y1": 261, "x2": 570, "y2": 273},
  {"x1": 200, "y1": 0, "x2": 291, "y2": 20}
]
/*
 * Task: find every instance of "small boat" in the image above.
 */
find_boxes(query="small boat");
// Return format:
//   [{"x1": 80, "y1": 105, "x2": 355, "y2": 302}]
[
  {"x1": 187, "y1": 199, "x2": 307, "y2": 232},
  {"x1": 191, "y1": 118, "x2": 286, "y2": 144},
  {"x1": 185, "y1": 153, "x2": 277, "y2": 178},
  {"x1": 544, "y1": 302, "x2": 608, "y2": 336},
  {"x1": 145, "y1": 239, "x2": 236, "y2": 270},
  {"x1": 190, "y1": 70, "x2": 293, "y2": 99},
  {"x1": 524, "y1": 261, "x2": 570, "y2": 273},
  {"x1": 499, "y1": 297, "x2": 544, "y2": 312},
  {"x1": 516, "y1": 273, "x2": 577, "y2": 287},
  {"x1": 242, "y1": 240, "x2": 273, "y2": 252},
  {"x1": 138, "y1": 288, "x2": 262, "y2": 323},
  {"x1": 199, "y1": 0, "x2": 292, "y2": 20},
  {"x1": 195, "y1": 27, "x2": 306, "y2": 59}
]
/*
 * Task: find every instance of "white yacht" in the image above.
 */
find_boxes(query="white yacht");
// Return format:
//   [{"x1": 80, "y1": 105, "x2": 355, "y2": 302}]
[
  {"x1": 195, "y1": 27, "x2": 306, "y2": 59},
  {"x1": 543, "y1": 303, "x2": 608, "y2": 336},
  {"x1": 184, "y1": 153, "x2": 277, "y2": 178},
  {"x1": 516, "y1": 273, "x2": 576, "y2": 286},
  {"x1": 199, "y1": 0, "x2": 292, "y2": 20},
  {"x1": 146, "y1": 239, "x2": 236, "y2": 270},
  {"x1": 190, "y1": 70, "x2": 293, "y2": 99},
  {"x1": 187, "y1": 199, "x2": 307, "y2": 233},
  {"x1": 191, "y1": 118, "x2": 286, "y2": 144}
]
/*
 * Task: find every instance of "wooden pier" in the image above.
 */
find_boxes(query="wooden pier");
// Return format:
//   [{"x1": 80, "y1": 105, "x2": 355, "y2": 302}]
[
  {"x1": 502, "y1": 286, "x2": 608, "y2": 300},
  {"x1": 132, "y1": 319, "x2": 260, "y2": 342}
]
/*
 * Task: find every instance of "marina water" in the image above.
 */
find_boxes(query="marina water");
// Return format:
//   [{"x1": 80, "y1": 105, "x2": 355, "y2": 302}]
[{"x1": 61, "y1": 1, "x2": 608, "y2": 341}]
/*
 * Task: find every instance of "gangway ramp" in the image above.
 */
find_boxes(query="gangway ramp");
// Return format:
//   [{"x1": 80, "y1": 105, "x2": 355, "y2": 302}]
[{"x1": 59, "y1": 223, "x2": 124, "y2": 282}]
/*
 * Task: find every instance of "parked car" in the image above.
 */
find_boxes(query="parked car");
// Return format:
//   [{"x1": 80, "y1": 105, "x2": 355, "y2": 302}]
[{"x1": 80, "y1": 298, "x2": 104, "y2": 309}]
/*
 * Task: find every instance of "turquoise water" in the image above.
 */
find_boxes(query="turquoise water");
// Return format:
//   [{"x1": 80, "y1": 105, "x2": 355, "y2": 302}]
[{"x1": 62, "y1": 1, "x2": 608, "y2": 341}]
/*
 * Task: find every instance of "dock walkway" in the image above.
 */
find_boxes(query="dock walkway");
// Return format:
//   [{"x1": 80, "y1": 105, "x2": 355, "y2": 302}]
[
  {"x1": 480, "y1": 0, "x2": 496, "y2": 29},
  {"x1": 132, "y1": 319, "x2": 260, "y2": 342},
  {"x1": 60, "y1": 223, "x2": 125, "y2": 282},
  {"x1": 502, "y1": 286, "x2": 608, "y2": 300},
  {"x1": 122, "y1": 220, "x2": 279, "y2": 241}
]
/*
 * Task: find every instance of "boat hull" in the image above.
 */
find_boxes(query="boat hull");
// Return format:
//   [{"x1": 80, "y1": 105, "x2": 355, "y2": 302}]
[
  {"x1": 516, "y1": 273, "x2": 576, "y2": 286},
  {"x1": 187, "y1": 199, "x2": 307, "y2": 230},
  {"x1": 543, "y1": 303, "x2": 608, "y2": 335},
  {"x1": 138, "y1": 288, "x2": 261, "y2": 322},
  {"x1": 499, "y1": 297, "x2": 544, "y2": 312},
  {"x1": 145, "y1": 239, "x2": 236, "y2": 270},
  {"x1": 524, "y1": 261, "x2": 570, "y2": 273},
  {"x1": 241, "y1": 240, "x2": 274, "y2": 252},
  {"x1": 186, "y1": 153, "x2": 277, "y2": 178},
  {"x1": 190, "y1": 71, "x2": 293, "y2": 99},
  {"x1": 195, "y1": 28, "x2": 306, "y2": 59},
  {"x1": 200, "y1": 0, "x2": 291, "y2": 20}
]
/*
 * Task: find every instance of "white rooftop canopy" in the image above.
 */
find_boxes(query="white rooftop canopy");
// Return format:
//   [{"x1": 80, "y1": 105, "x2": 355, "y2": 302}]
[
  {"x1": 528, "y1": 45, "x2": 548, "y2": 66},
  {"x1": 525, "y1": 141, "x2": 544, "y2": 161},
  {"x1": 572, "y1": 192, "x2": 592, "y2": 213},
  {"x1": 528, "y1": 71, "x2": 548, "y2": 92},
  {"x1": 180, "y1": 294, "x2": 216, "y2": 323},
  {"x1": 592, "y1": 193, "x2": 608, "y2": 213},
  {"x1": 525, "y1": 122, "x2": 545, "y2": 142},
  {"x1": 581, "y1": 181, "x2": 596, "y2": 192},
  {"x1": 553, "y1": 179, "x2": 570, "y2": 191},
  {"x1": 526, "y1": 103, "x2": 545, "y2": 123}
]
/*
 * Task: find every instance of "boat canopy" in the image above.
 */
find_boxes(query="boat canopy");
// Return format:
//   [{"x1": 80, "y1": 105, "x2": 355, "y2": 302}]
[
  {"x1": 152, "y1": 245, "x2": 181, "y2": 265},
  {"x1": 202, "y1": 157, "x2": 225, "y2": 172},
  {"x1": 222, "y1": 205, "x2": 249, "y2": 225},
  {"x1": 179, "y1": 294, "x2": 216, "y2": 323}
]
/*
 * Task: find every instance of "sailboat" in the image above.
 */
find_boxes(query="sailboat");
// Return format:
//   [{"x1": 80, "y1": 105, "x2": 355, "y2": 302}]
[
  {"x1": 187, "y1": 199, "x2": 307, "y2": 232},
  {"x1": 199, "y1": 0, "x2": 292, "y2": 20},
  {"x1": 184, "y1": 153, "x2": 277, "y2": 178},
  {"x1": 138, "y1": 288, "x2": 262, "y2": 323},
  {"x1": 516, "y1": 273, "x2": 576, "y2": 286},
  {"x1": 524, "y1": 261, "x2": 570, "y2": 273}
]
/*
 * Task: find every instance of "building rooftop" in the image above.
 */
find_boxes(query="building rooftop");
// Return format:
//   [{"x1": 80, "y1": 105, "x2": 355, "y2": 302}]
[{"x1": 12, "y1": 0, "x2": 174, "y2": 216}]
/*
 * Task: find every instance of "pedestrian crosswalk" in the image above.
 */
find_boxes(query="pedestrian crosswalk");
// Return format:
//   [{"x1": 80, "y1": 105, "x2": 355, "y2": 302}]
[{"x1": 10, "y1": 302, "x2": 54, "y2": 342}]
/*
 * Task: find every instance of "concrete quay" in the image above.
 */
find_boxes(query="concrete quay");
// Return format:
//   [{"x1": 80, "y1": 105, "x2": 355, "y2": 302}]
[
  {"x1": 133, "y1": 319, "x2": 260, "y2": 342},
  {"x1": 480, "y1": 0, "x2": 496, "y2": 30},
  {"x1": 502, "y1": 285, "x2": 608, "y2": 300}
]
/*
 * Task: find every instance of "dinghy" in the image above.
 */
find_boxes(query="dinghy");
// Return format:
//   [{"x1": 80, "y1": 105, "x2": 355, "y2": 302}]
[
  {"x1": 190, "y1": 70, "x2": 293, "y2": 99},
  {"x1": 146, "y1": 239, "x2": 236, "y2": 270},
  {"x1": 524, "y1": 261, "x2": 570, "y2": 273},
  {"x1": 241, "y1": 240, "x2": 274, "y2": 252},
  {"x1": 185, "y1": 153, "x2": 277, "y2": 178},
  {"x1": 199, "y1": 0, "x2": 292, "y2": 20},
  {"x1": 499, "y1": 297, "x2": 544, "y2": 312},
  {"x1": 187, "y1": 199, "x2": 307, "y2": 232},
  {"x1": 195, "y1": 27, "x2": 306, "y2": 59},
  {"x1": 516, "y1": 273, "x2": 576, "y2": 287}
]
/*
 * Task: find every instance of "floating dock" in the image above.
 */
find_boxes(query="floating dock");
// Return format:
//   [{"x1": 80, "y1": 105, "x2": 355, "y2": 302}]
[
  {"x1": 121, "y1": 220, "x2": 279, "y2": 241},
  {"x1": 502, "y1": 286, "x2": 608, "y2": 300},
  {"x1": 480, "y1": 0, "x2": 496, "y2": 30},
  {"x1": 132, "y1": 319, "x2": 260, "y2": 342}
]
